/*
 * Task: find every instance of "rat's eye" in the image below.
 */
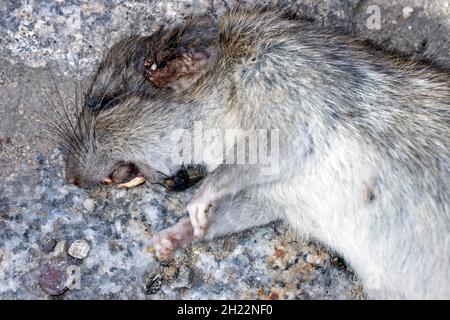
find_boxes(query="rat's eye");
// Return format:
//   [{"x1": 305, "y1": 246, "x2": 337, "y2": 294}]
[
  {"x1": 86, "y1": 96, "x2": 104, "y2": 110},
  {"x1": 158, "y1": 60, "x2": 167, "y2": 69},
  {"x1": 103, "y1": 96, "x2": 122, "y2": 109},
  {"x1": 86, "y1": 95, "x2": 121, "y2": 111},
  {"x1": 86, "y1": 95, "x2": 114, "y2": 110}
]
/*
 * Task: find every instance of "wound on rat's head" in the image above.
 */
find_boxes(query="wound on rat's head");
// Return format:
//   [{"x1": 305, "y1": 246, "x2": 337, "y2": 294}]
[{"x1": 144, "y1": 48, "x2": 213, "y2": 92}]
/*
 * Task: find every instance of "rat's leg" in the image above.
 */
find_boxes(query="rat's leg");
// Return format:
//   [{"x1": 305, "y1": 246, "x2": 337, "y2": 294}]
[
  {"x1": 153, "y1": 192, "x2": 279, "y2": 260},
  {"x1": 187, "y1": 164, "x2": 283, "y2": 238},
  {"x1": 203, "y1": 194, "x2": 280, "y2": 240}
]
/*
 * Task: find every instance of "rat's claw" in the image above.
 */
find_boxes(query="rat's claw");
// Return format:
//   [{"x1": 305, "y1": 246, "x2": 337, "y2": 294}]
[
  {"x1": 187, "y1": 197, "x2": 212, "y2": 240},
  {"x1": 117, "y1": 176, "x2": 146, "y2": 189}
]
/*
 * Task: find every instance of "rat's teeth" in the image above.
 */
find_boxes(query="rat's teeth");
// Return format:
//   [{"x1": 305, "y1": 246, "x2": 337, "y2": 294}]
[
  {"x1": 117, "y1": 176, "x2": 146, "y2": 189},
  {"x1": 103, "y1": 178, "x2": 114, "y2": 185}
]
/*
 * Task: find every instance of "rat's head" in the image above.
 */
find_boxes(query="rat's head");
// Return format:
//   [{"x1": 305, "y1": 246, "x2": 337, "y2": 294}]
[
  {"x1": 64, "y1": 16, "x2": 219, "y2": 188},
  {"x1": 60, "y1": 93, "x2": 190, "y2": 189}
]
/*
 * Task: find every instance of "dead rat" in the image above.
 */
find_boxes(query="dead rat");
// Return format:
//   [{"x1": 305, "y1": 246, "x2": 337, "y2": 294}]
[{"x1": 60, "y1": 6, "x2": 450, "y2": 299}]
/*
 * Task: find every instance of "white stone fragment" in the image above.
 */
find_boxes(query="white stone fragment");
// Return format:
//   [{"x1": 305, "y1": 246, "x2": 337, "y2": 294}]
[
  {"x1": 83, "y1": 198, "x2": 95, "y2": 212},
  {"x1": 402, "y1": 7, "x2": 414, "y2": 19},
  {"x1": 52, "y1": 240, "x2": 67, "y2": 257},
  {"x1": 68, "y1": 240, "x2": 90, "y2": 259}
]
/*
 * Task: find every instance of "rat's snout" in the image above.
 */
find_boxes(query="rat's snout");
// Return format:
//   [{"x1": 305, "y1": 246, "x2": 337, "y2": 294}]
[
  {"x1": 65, "y1": 165, "x2": 103, "y2": 189},
  {"x1": 65, "y1": 161, "x2": 144, "y2": 189}
]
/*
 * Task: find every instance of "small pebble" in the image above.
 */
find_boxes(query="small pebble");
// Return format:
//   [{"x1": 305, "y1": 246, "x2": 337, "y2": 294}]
[
  {"x1": 98, "y1": 190, "x2": 108, "y2": 199},
  {"x1": 39, "y1": 259, "x2": 69, "y2": 296},
  {"x1": 402, "y1": 7, "x2": 414, "y2": 20},
  {"x1": 83, "y1": 198, "x2": 95, "y2": 212},
  {"x1": 68, "y1": 240, "x2": 90, "y2": 259},
  {"x1": 41, "y1": 238, "x2": 57, "y2": 254},
  {"x1": 0, "y1": 137, "x2": 11, "y2": 144},
  {"x1": 52, "y1": 240, "x2": 67, "y2": 257}
]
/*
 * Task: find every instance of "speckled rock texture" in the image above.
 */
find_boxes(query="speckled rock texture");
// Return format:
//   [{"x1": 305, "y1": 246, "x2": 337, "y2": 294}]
[{"x1": 0, "y1": 0, "x2": 448, "y2": 300}]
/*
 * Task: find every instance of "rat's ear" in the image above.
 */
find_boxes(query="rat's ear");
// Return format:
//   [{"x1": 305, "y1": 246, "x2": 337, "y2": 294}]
[{"x1": 144, "y1": 49, "x2": 212, "y2": 92}]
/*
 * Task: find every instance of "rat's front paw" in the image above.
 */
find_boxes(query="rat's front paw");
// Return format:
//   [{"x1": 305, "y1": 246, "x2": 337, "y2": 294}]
[{"x1": 187, "y1": 194, "x2": 217, "y2": 240}]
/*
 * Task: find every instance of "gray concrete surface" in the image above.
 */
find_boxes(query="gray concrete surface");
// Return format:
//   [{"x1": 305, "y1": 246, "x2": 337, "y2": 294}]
[{"x1": 0, "y1": 0, "x2": 448, "y2": 299}]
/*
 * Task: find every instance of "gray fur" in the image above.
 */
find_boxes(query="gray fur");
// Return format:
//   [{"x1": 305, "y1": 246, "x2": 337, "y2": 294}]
[{"x1": 62, "y1": 7, "x2": 450, "y2": 299}]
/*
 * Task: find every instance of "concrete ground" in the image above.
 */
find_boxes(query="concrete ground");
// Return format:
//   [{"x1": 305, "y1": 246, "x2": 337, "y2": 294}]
[{"x1": 0, "y1": 0, "x2": 448, "y2": 299}]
